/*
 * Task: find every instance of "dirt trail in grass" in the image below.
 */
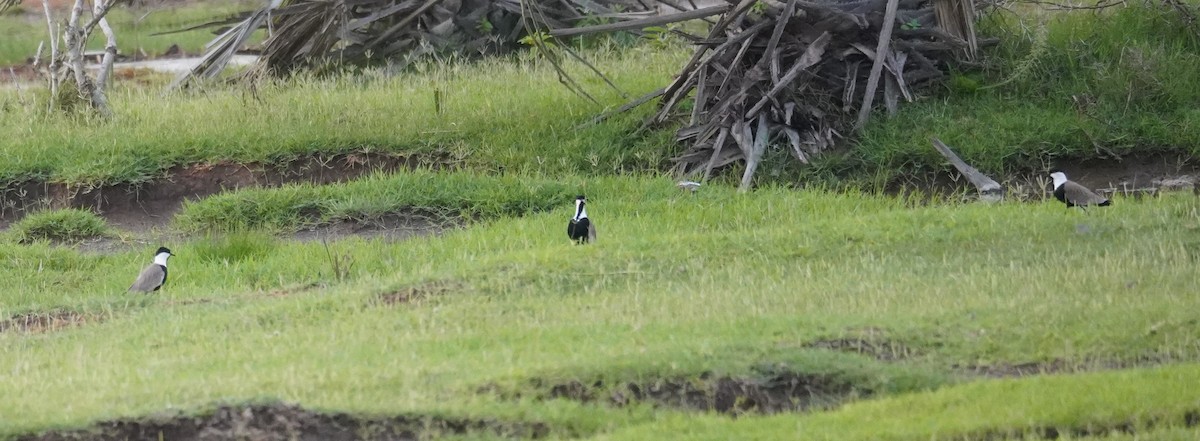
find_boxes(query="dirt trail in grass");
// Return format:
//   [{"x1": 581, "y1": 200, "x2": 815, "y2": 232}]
[
  {"x1": 14, "y1": 402, "x2": 548, "y2": 441},
  {"x1": 0, "y1": 153, "x2": 452, "y2": 249}
]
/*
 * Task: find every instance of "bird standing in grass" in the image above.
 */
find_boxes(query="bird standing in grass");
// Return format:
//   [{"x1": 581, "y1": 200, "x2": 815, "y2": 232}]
[
  {"x1": 567, "y1": 195, "x2": 596, "y2": 244},
  {"x1": 1050, "y1": 170, "x2": 1111, "y2": 209},
  {"x1": 129, "y1": 247, "x2": 173, "y2": 293}
]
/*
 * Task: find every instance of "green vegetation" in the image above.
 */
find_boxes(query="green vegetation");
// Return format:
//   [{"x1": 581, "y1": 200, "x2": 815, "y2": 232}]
[
  {"x1": 2, "y1": 2, "x2": 1199, "y2": 439},
  {"x1": 4, "y1": 4, "x2": 1197, "y2": 190},
  {"x1": 175, "y1": 171, "x2": 575, "y2": 232},
  {"x1": 7, "y1": 208, "x2": 110, "y2": 243},
  {"x1": 0, "y1": 46, "x2": 683, "y2": 187},
  {"x1": 0, "y1": 0, "x2": 260, "y2": 66},
  {"x1": 1, "y1": 177, "x2": 1198, "y2": 438},
  {"x1": 824, "y1": 4, "x2": 1200, "y2": 186}
]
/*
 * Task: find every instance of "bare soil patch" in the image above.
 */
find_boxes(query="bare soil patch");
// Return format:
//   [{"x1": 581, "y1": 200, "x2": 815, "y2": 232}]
[
  {"x1": 955, "y1": 354, "x2": 1176, "y2": 379},
  {"x1": 15, "y1": 402, "x2": 549, "y2": 441},
  {"x1": 958, "y1": 409, "x2": 1199, "y2": 441},
  {"x1": 0, "y1": 310, "x2": 96, "y2": 334},
  {"x1": 511, "y1": 371, "x2": 863, "y2": 415},
  {"x1": 374, "y1": 280, "x2": 463, "y2": 306},
  {"x1": 803, "y1": 337, "x2": 920, "y2": 362},
  {"x1": 0, "y1": 152, "x2": 443, "y2": 232}
]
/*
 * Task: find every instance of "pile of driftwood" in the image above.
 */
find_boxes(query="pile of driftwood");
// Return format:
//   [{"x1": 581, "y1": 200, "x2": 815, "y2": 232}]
[
  {"x1": 613, "y1": 0, "x2": 981, "y2": 189},
  {"x1": 168, "y1": 0, "x2": 658, "y2": 88}
]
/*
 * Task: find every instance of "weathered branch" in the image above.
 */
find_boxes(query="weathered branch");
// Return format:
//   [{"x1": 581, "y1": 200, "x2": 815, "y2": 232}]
[
  {"x1": 549, "y1": 4, "x2": 730, "y2": 37},
  {"x1": 41, "y1": 0, "x2": 59, "y2": 109},
  {"x1": 931, "y1": 137, "x2": 1003, "y2": 202},
  {"x1": 853, "y1": 0, "x2": 899, "y2": 131}
]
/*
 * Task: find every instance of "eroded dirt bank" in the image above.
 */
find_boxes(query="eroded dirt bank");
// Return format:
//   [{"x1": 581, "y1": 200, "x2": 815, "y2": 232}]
[{"x1": 15, "y1": 403, "x2": 547, "y2": 441}]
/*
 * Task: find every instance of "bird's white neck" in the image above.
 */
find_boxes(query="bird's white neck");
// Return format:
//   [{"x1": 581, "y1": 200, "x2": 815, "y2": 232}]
[
  {"x1": 574, "y1": 201, "x2": 588, "y2": 221},
  {"x1": 153, "y1": 252, "x2": 171, "y2": 267},
  {"x1": 1051, "y1": 174, "x2": 1067, "y2": 189}
]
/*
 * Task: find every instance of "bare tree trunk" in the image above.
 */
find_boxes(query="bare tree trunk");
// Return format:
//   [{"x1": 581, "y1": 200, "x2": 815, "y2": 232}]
[
  {"x1": 64, "y1": 0, "x2": 90, "y2": 95},
  {"x1": 93, "y1": 0, "x2": 117, "y2": 114},
  {"x1": 56, "y1": 0, "x2": 117, "y2": 117},
  {"x1": 41, "y1": 0, "x2": 59, "y2": 110}
]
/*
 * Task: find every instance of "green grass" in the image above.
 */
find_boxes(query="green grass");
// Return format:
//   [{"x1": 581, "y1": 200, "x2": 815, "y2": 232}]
[
  {"x1": 0, "y1": 46, "x2": 685, "y2": 187},
  {"x1": 0, "y1": 0, "x2": 260, "y2": 66},
  {"x1": 4, "y1": 5, "x2": 1199, "y2": 190},
  {"x1": 811, "y1": 3, "x2": 1200, "y2": 186},
  {"x1": 174, "y1": 170, "x2": 577, "y2": 232},
  {"x1": 6, "y1": 208, "x2": 110, "y2": 244},
  {"x1": 1, "y1": 175, "x2": 1198, "y2": 438}
]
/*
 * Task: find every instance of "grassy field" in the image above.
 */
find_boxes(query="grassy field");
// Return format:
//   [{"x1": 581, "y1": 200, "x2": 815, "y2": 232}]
[
  {"x1": 1, "y1": 1, "x2": 1199, "y2": 439},
  {"x1": 2, "y1": 174, "x2": 1199, "y2": 438},
  {"x1": 0, "y1": 0, "x2": 259, "y2": 66}
]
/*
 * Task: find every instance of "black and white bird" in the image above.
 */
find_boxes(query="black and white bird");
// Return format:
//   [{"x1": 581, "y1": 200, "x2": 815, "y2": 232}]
[
  {"x1": 128, "y1": 247, "x2": 173, "y2": 293},
  {"x1": 567, "y1": 195, "x2": 596, "y2": 244},
  {"x1": 1050, "y1": 170, "x2": 1111, "y2": 208}
]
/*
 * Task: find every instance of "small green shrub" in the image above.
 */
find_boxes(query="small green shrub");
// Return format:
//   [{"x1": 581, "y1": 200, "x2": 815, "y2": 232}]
[{"x1": 9, "y1": 209, "x2": 110, "y2": 244}]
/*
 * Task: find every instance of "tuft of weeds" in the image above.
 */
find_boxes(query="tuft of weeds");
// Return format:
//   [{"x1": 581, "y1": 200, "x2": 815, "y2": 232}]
[{"x1": 8, "y1": 208, "x2": 111, "y2": 244}]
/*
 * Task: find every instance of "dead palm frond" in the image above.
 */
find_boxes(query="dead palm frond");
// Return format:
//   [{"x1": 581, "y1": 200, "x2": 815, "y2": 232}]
[
  {"x1": 168, "y1": 2, "x2": 274, "y2": 89},
  {"x1": 168, "y1": 0, "x2": 661, "y2": 89}
]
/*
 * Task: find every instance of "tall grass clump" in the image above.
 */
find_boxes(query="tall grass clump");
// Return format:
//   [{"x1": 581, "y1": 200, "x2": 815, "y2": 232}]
[
  {"x1": 817, "y1": 3, "x2": 1200, "y2": 185},
  {"x1": 8, "y1": 208, "x2": 110, "y2": 244},
  {"x1": 174, "y1": 171, "x2": 576, "y2": 232}
]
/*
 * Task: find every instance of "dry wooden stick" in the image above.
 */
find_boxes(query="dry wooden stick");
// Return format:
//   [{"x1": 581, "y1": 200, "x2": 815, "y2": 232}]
[
  {"x1": 931, "y1": 137, "x2": 1003, "y2": 201},
  {"x1": 550, "y1": 4, "x2": 729, "y2": 37},
  {"x1": 852, "y1": 0, "x2": 899, "y2": 132},
  {"x1": 764, "y1": 0, "x2": 799, "y2": 84},
  {"x1": 578, "y1": 87, "x2": 666, "y2": 129}
]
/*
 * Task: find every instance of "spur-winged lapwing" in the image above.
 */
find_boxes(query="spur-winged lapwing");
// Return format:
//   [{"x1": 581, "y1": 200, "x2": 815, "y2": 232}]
[
  {"x1": 129, "y1": 247, "x2": 173, "y2": 293},
  {"x1": 567, "y1": 195, "x2": 596, "y2": 244},
  {"x1": 1050, "y1": 170, "x2": 1111, "y2": 208}
]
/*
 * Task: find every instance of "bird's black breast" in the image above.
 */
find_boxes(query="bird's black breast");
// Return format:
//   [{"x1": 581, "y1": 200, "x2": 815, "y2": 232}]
[
  {"x1": 157, "y1": 264, "x2": 168, "y2": 291},
  {"x1": 1053, "y1": 186, "x2": 1072, "y2": 206},
  {"x1": 568, "y1": 218, "x2": 591, "y2": 243}
]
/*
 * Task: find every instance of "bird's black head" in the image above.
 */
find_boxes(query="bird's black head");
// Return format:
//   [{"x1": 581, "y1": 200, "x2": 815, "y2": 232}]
[
  {"x1": 1048, "y1": 168, "x2": 1063, "y2": 174},
  {"x1": 575, "y1": 195, "x2": 586, "y2": 202},
  {"x1": 156, "y1": 246, "x2": 173, "y2": 256}
]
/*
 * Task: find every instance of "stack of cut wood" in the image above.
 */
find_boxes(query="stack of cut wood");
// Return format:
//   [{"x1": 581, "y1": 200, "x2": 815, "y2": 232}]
[{"x1": 645, "y1": 0, "x2": 979, "y2": 189}]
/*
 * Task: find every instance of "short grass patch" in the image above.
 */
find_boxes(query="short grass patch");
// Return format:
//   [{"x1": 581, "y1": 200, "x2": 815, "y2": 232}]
[
  {"x1": 7, "y1": 208, "x2": 110, "y2": 244},
  {"x1": 173, "y1": 170, "x2": 577, "y2": 232}
]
